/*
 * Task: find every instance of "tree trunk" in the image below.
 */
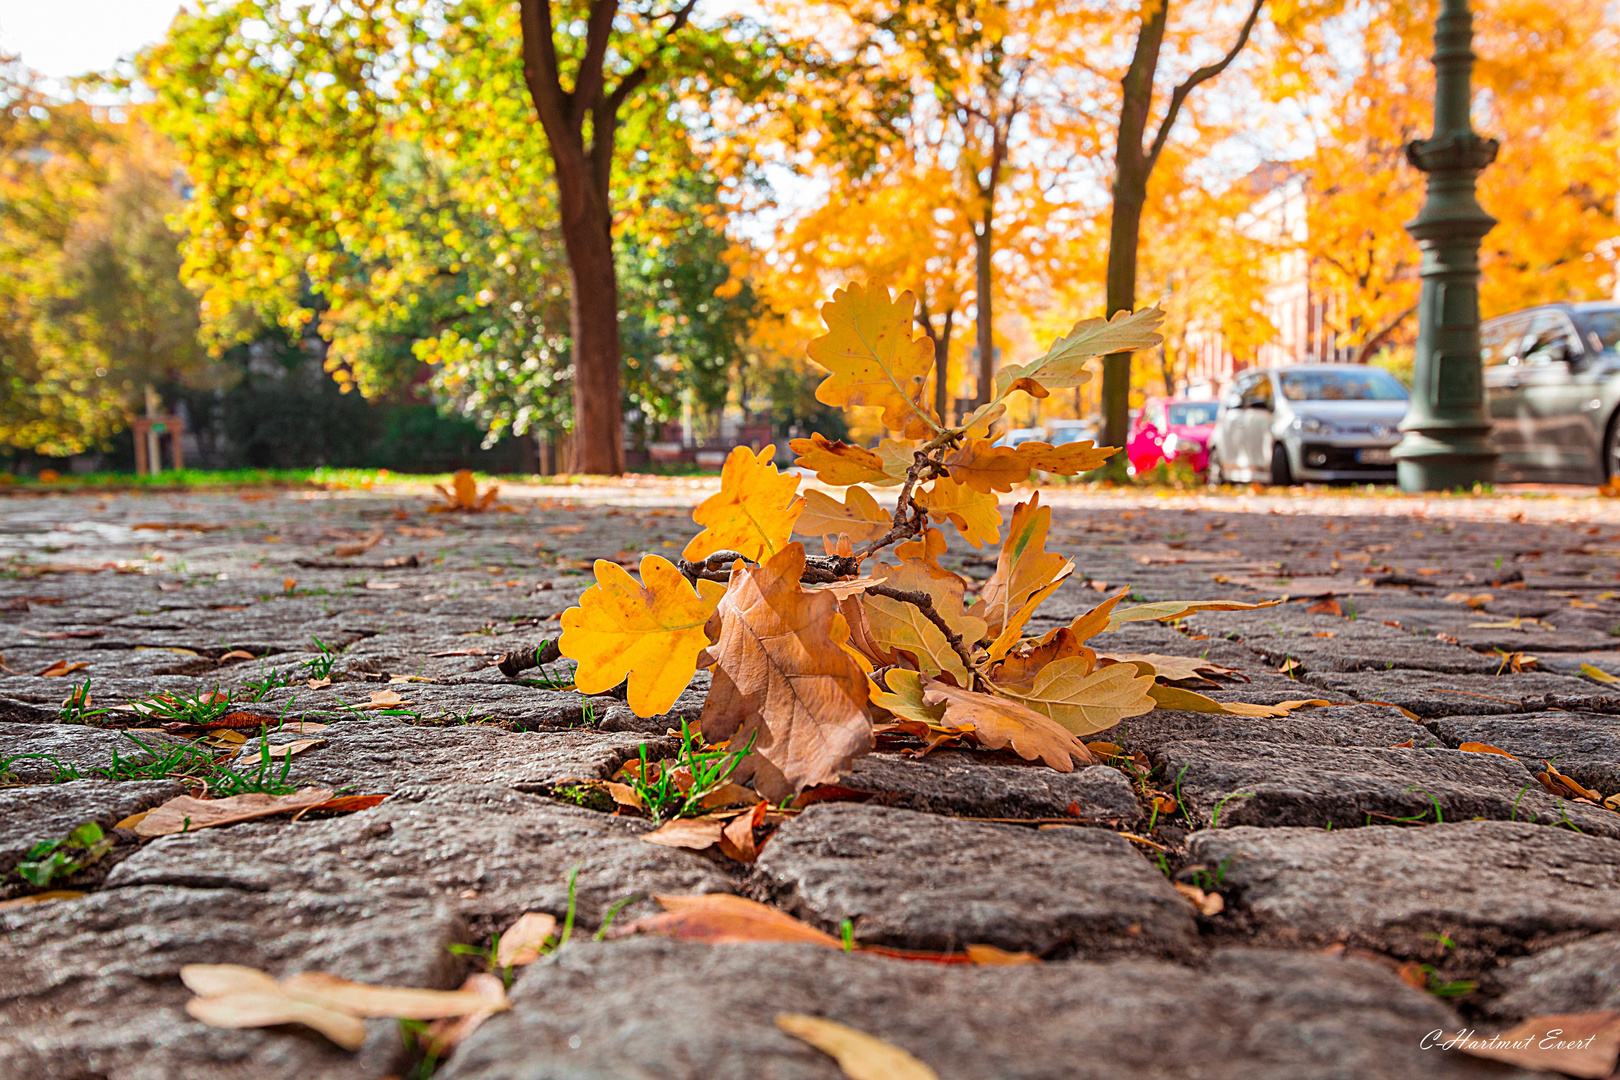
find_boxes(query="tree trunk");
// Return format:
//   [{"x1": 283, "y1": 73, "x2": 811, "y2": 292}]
[
  {"x1": 936, "y1": 309, "x2": 954, "y2": 425},
  {"x1": 556, "y1": 195, "x2": 624, "y2": 475},
  {"x1": 1100, "y1": 0, "x2": 1168, "y2": 467},
  {"x1": 974, "y1": 210, "x2": 995, "y2": 407}
]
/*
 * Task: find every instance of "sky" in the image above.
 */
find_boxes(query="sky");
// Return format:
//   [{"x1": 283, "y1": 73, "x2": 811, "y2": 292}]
[{"x1": 0, "y1": 0, "x2": 183, "y2": 84}]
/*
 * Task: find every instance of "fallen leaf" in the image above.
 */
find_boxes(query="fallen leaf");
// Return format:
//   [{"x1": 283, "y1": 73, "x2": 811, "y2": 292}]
[
  {"x1": 1096, "y1": 653, "x2": 1243, "y2": 684},
  {"x1": 1305, "y1": 598, "x2": 1343, "y2": 616},
  {"x1": 775, "y1": 1013, "x2": 938, "y2": 1080},
  {"x1": 1448, "y1": 1012, "x2": 1620, "y2": 1079},
  {"x1": 1148, "y1": 684, "x2": 1328, "y2": 718},
  {"x1": 683, "y1": 444, "x2": 805, "y2": 563},
  {"x1": 264, "y1": 739, "x2": 324, "y2": 760},
  {"x1": 0, "y1": 889, "x2": 84, "y2": 910},
  {"x1": 364, "y1": 580, "x2": 403, "y2": 591},
  {"x1": 420, "y1": 973, "x2": 509, "y2": 1055},
  {"x1": 307, "y1": 677, "x2": 332, "y2": 689},
  {"x1": 1444, "y1": 591, "x2": 1494, "y2": 609},
  {"x1": 1580, "y1": 663, "x2": 1620, "y2": 684},
  {"x1": 1173, "y1": 882, "x2": 1225, "y2": 917},
  {"x1": 718, "y1": 801, "x2": 767, "y2": 863},
  {"x1": 494, "y1": 912, "x2": 558, "y2": 967},
  {"x1": 559, "y1": 554, "x2": 727, "y2": 718},
  {"x1": 366, "y1": 689, "x2": 407, "y2": 708},
  {"x1": 135, "y1": 788, "x2": 335, "y2": 838},
  {"x1": 431, "y1": 470, "x2": 502, "y2": 513},
  {"x1": 913, "y1": 674, "x2": 1099, "y2": 771},
  {"x1": 615, "y1": 893, "x2": 842, "y2": 948},
  {"x1": 992, "y1": 657, "x2": 1157, "y2": 738},
  {"x1": 309, "y1": 793, "x2": 388, "y2": 814},
  {"x1": 700, "y1": 544, "x2": 872, "y2": 802},
  {"x1": 1458, "y1": 742, "x2": 1517, "y2": 760},
  {"x1": 860, "y1": 591, "x2": 973, "y2": 686},
  {"x1": 1104, "y1": 597, "x2": 1281, "y2": 630},
  {"x1": 789, "y1": 432, "x2": 902, "y2": 487},
  {"x1": 795, "y1": 487, "x2": 891, "y2": 542},
  {"x1": 642, "y1": 815, "x2": 727, "y2": 851},
  {"x1": 962, "y1": 943, "x2": 1042, "y2": 965},
  {"x1": 969, "y1": 494, "x2": 1073, "y2": 645},
  {"x1": 186, "y1": 988, "x2": 367, "y2": 1051},
  {"x1": 36, "y1": 660, "x2": 90, "y2": 678},
  {"x1": 807, "y1": 280, "x2": 940, "y2": 439},
  {"x1": 333, "y1": 530, "x2": 383, "y2": 557},
  {"x1": 280, "y1": 970, "x2": 511, "y2": 1019},
  {"x1": 217, "y1": 650, "x2": 257, "y2": 662}
]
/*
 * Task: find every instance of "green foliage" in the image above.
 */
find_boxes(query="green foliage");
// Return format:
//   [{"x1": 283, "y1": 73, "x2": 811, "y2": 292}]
[{"x1": 17, "y1": 821, "x2": 112, "y2": 887}]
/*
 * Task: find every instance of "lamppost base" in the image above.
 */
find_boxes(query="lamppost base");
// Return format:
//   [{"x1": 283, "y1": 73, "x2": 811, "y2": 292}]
[{"x1": 1393, "y1": 430, "x2": 1498, "y2": 492}]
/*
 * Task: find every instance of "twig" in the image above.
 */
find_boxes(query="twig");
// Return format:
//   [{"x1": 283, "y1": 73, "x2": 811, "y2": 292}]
[
  {"x1": 496, "y1": 639, "x2": 562, "y2": 678},
  {"x1": 865, "y1": 584, "x2": 979, "y2": 683},
  {"x1": 677, "y1": 550, "x2": 861, "y2": 584}
]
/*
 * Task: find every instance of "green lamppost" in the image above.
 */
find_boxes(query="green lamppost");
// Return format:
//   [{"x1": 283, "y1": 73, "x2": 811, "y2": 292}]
[{"x1": 1391, "y1": 0, "x2": 1500, "y2": 491}]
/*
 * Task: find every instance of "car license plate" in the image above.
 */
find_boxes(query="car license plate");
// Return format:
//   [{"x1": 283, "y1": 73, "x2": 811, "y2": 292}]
[{"x1": 1357, "y1": 448, "x2": 1395, "y2": 465}]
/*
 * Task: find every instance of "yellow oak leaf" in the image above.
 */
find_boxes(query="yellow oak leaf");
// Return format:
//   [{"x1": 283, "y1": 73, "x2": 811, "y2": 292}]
[
  {"x1": 1147, "y1": 684, "x2": 1328, "y2": 718},
  {"x1": 914, "y1": 474, "x2": 1001, "y2": 549},
  {"x1": 983, "y1": 566, "x2": 1074, "y2": 663},
  {"x1": 992, "y1": 307, "x2": 1166, "y2": 400},
  {"x1": 808, "y1": 281, "x2": 941, "y2": 439},
  {"x1": 946, "y1": 439, "x2": 1030, "y2": 494},
  {"x1": 994, "y1": 656, "x2": 1157, "y2": 736},
  {"x1": 699, "y1": 543, "x2": 872, "y2": 801},
  {"x1": 869, "y1": 668, "x2": 948, "y2": 726},
  {"x1": 1105, "y1": 597, "x2": 1281, "y2": 631},
  {"x1": 1097, "y1": 653, "x2": 1241, "y2": 683},
  {"x1": 788, "y1": 432, "x2": 901, "y2": 487},
  {"x1": 795, "y1": 487, "x2": 891, "y2": 542},
  {"x1": 1012, "y1": 440, "x2": 1117, "y2": 476},
  {"x1": 861, "y1": 592, "x2": 973, "y2": 687},
  {"x1": 869, "y1": 528, "x2": 987, "y2": 643},
  {"x1": 683, "y1": 444, "x2": 804, "y2": 563},
  {"x1": 921, "y1": 679, "x2": 1098, "y2": 771},
  {"x1": 970, "y1": 494, "x2": 1073, "y2": 637},
  {"x1": 993, "y1": 626, "x2": 1095, "y2": 690},
  {"x1": 559, "y1": 555, "x2": 727, "y2": 717}
]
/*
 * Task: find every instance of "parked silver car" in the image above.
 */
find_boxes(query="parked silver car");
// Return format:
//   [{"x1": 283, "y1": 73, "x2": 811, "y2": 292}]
[
  {"x1": 1207, "y1": 364, "x2": 1409, "y2": 485},
  {"x1": 1484, "y1": 302, "x2": 1620, "y2": 484}
]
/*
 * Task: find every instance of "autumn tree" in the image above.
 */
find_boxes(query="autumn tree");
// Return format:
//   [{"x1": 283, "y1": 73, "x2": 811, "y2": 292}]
[
  {"x1": 144, "y1": 0, "x2": 779, "y2": 474},
  {"x1": 0, "y1": 60, "x2": 211, "y2": 457},
  {"x1": 1299, "y1": 0, "x2": 1619, "y2": 358}
]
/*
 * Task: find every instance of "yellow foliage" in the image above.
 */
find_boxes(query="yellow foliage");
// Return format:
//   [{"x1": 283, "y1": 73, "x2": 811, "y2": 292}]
[
  {"x1": 559, "y1": 555, "x2": 727, "y2": 717},
  {"x1": 807, "y1": 281, "x2": 941, "y2": 439},
  {"x1": 683, "y1": 444, "x2": 805, "y2": 563}
]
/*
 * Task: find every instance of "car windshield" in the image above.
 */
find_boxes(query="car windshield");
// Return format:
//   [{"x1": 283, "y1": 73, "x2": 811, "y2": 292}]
[
  {"x1": 1278, "y1": 369, "x2": 1408, "y2": 402},
  {"x1": 1167, "y1": 403, "x2": 1217, "y2": 426},
  {"x1": 1588, "y1": 309, "x2": 1620, "y2": 351}
]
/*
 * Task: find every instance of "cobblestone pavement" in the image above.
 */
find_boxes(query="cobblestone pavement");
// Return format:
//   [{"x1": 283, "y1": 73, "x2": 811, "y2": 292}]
[{"x1": 5, "y1": 479, "x2": 1620, "y2": 1079}]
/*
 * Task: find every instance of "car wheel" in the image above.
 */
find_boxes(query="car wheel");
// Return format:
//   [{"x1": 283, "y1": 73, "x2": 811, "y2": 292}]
[
  {"x1": 1270, "y1": 443, "x2": 1293, "y2": 486},
  {"x1": 1207, "y1": 446, "x2": 1225, "y2": 485}
]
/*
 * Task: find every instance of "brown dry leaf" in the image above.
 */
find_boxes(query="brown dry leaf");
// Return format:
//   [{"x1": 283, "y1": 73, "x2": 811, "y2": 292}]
[
  {"x1": 796, "y1": 487, "x2": 890, "y2": 542},
  {"x1": 309, "y1": 793, "x2": 388, "y2": 814},
  {"x1": 419, "y1": 973, "x2": 509, "y2": 1056},
  {"x1": 962, "y1": 943, "x2": 1042, "y2": 965},
  {"x1": 1148, "y1": 684, "x2": 1328, "y2": 718},
  {"x1": 642, "y1": 815, "x2": 727, "y2": 851},
  {"x1": 617, "y1": 893, "x2": 842, "y2": 948},
  {"x1": 0, "y1": 889, "x2": 84, "y2": 910},
  {"x1": 366, "y1": 689, "x2": 407, "y2": 709},
  {"x1": 699, "y1": 543, "x2": 872, "y2": 803},
  {"x1": 186, "y1": 990, "x2": 367, "y2": 1050},
  {"x1": 945, "y1": 439, "x2": 1030, "y2": 494},
  {"x1": 1173, "y1": 882, "x2": 1225, "y2": 917},
  {"x1": 282, "y1": 577, "x2": 297, "y2": 593},
  {"x1": 1580, "y1": 663, "x2": 1620, "y2": 684},
  {"x1": 1444, "y1": 591, "x2": 1495, "y2": 609},
  {"x1": 775, "y1": 1013, "x2": 939, "y2": 1080},
  {"x1": 307, "y1": 677, "x2": 332, "y2": 689},
  {"x1": 431, "y1": 470, "x2": 502, "y2": 513},
  {"x1": 333, "y1": 530, "x2": 383, "y2": 557},
  {"x1": 969, "y1": 494, "x2": 1072, "y2": 641},
  {"x1": 992, "y1": 657, "x2": 1157, "y2": 737},
  {"x1": 264, "y1": 739, "x2": 324, "y2": 760},
  {"x1": 1104, "y1": 597, "x2": 1281, "y2": 631},
  {"x1": 1096, "y1": 653, "x2": 1242, "y2": 684},
  {"x1": 135, "y1": 788, "x2": 335, "y2": 838},
  {"x1": 36, "y1": 660, "x2": 90, "y2": 678},
  {"x1": 217, "y1": 649, "x2": 256, "y2": 662},
  {"x1": 718, "y1": 801, "x2": 767, "y2": 862},
  {"x1": 281, "y1": 970, "x2": 510, "y2": 1019},
  {"x1": 867, "y1": 528, "x2": 986, "y2": 643},
  {"x1": 1540, "y1": 764, "x2": 1602, "y2": 802},
  {"x1": 1305, "y1": 598, "x2": 1343, "y2": 616},
  {"x1": 494, "y1": 912, "x2": 559, "y2": 967},
  {"x1": 920, "y1": 677, "x2": 1098, "y2": 771},
  {"x1": 1448, "y1": 1012, "x2": 1620, "y2": 1079},
  {"x1": 860, "y1": 591, "x2": 973, "y2": 686},
  {"x1": 1458, "y1": 742, "x2": 1517, "y2": 761}
]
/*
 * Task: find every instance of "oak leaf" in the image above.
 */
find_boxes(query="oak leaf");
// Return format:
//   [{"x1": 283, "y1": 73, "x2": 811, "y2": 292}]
[
  {"x1": 991, "y1": 307, "x2": 1166, "y2": 400},
  {"x1": 971, "y1": 494, "x2": 1071, "y2": 636},
  {"x1": 921, "y1": 678, "x2": 1098, "y2": 771},
  {"x1": 494, "y1": 913, "x2": 558, "y2": 967},
  {"x1": 699, "y1": 543, "x2": 873, "y2": 801},
  {"x1": 1147, "y1": 684, "x2": 1329, "y2": 717},
  {"x1": 1012, "y1": 440, "x2": 1117, "y2": 476},
  {"x1": 559, "y1": 555, "x2": 727, "y2": 717},
  {"x1": 946, "y1": 439, "x2": 1030, "y2": 493},
  {"x1": 683, "y1": 444, "x2": 804, "y2": 563},
  {"x1": 1096, "y1": 653, "x2": 1243, "y2": 684},
  {"x1": 136, "y1": 788, "x2": 335, "y2": 838},
  {"x1": 776, "y1": 1014, "x2": 939, "y2": 1080},
  {"x1": 789, "y1": 432, "x2": 901, "y2": 487},
  {"x1": 914, "y1": 474, "x2": 1001, "y2": 549},
  {"x1": 992, "y1": 656, "x2": 1157, "y2": 737},
  {"x1": 796, "y1": 487, "x2": 891, "y2": 542},
  {"x1": 868, "y1": 529, "x2": 987, "y2": 643},
  {"x1": 808, "y1": 281, "x2": 940, "y2": 439},
  {"x1": 616, "y1": 893, "x2": 842, "y2": 948},
  {"x1": 1105, "y1": 597, "x2": 1281, "y2": 630},
  {"x1": 861, "y1": 592, "x2": 973, "y2": 687}
]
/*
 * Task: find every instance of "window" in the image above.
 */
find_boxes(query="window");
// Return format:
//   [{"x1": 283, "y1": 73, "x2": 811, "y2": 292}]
[
  {"x1": 1278, "y1": 369, "x2": 1408, "y2": 402},
  {"x1": 1582, "y1": 308, "x2": 1620, "y2": 353},
  {"x1": 1513, "y1": 310, "x2": 1580, "y2": 365},
  {"x1": 1168, "y1": 402, "x2": 1218, "y2": 426},
  {"x1": 1482, "y1": 315, "x2": 1528, "y2": 366},
  {"x1": 1239, "y1": 376, "x2": 1274, "y2": 409}
]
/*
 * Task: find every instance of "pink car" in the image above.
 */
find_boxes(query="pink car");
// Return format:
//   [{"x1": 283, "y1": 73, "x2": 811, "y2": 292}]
[{"x1": 1127, "y1": 398, "x2": 1218, "y2": 475}]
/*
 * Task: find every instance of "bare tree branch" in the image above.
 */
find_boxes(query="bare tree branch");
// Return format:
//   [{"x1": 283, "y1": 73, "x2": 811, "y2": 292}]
[{"x1": 1144, "y1": 0, "x2": 1266, "y2": 173}]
